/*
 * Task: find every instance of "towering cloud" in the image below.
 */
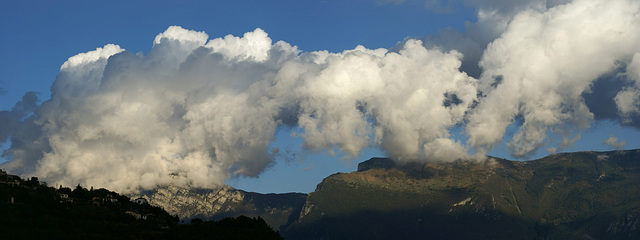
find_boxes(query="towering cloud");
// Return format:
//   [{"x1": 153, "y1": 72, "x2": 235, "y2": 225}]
[
  {"x1": 466, "y1": 0, "x2": 640, "y2": 157},
  {"x1": 280, "y1": 41, "x2": 477, "y2": 161},
  {"x1": 1, "y1": 25, "x2": 477, "y2": 193},
  {"x1": 1, "y1": 0, "x2": 640, "y2": 193},
  {"x1": 3, "y1": 27, "x2": 301, "y2": 193},
  {"x1": 419, "y1": 0, "x2": 571, "y2": 78}
]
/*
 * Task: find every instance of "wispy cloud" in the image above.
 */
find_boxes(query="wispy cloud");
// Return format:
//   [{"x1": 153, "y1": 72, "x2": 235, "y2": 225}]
[{"x1": 604, "y1": 136, "x2": 626, "y2": 150}]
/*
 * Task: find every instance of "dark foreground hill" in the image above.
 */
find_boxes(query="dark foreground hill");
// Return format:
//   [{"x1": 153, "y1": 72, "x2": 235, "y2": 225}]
[
  {"x1": 0, "y1": 170, "x2": 283, "y2": 240},
  {"x1": 283, "y1": 149, "x2": 640, "y2": 240}
]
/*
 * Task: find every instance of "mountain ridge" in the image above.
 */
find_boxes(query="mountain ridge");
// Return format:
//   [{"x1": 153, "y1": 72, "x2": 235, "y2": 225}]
[
  {"x1": 132, "y1": 184, "x2": 307, "y2": 231},
  {"x1": 283, "y1": 149, "x2": 640, "y2": 239}
]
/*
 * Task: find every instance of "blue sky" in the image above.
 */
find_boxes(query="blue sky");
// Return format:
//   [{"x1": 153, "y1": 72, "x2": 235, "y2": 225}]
[
  {"x1": 0, "y1": 0, "x2": 474, "y2": 111},
  {"x1": 1, "y1": 0, "x2": 639, "y2": 194}
]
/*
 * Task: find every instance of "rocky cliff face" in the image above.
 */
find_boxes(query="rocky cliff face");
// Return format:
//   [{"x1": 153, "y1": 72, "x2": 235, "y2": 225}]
[
  {"x1": 134, "y1": 185, "x2": 244, "y2": 220},
  {"x1": 283, "y1": 149, "x2": 640, "y2": 240},
  {"x1": 132, "y1": 185, "x2": 306, "y2": 231}
]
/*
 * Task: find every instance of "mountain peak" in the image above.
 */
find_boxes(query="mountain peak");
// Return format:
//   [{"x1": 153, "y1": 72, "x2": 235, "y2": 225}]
[{"x1": 357, "y1": 157, "x2": 395, "y2": 172}]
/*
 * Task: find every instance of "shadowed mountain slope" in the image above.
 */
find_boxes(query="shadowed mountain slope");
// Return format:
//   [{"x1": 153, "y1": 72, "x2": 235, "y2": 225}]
[{"x1": 283, "y1": 149, "x2": 640, "y2": 240}]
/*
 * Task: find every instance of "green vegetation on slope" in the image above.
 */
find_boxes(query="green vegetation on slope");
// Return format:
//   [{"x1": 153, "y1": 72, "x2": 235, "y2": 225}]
[{"x1": 284, "y1": 149, "x2": 640, "y2": 240}]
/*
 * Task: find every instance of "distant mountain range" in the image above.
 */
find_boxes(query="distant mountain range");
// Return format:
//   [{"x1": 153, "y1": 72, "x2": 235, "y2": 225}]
[
  {"x1": 3, "y1": 149, "x2": 640, "y2": 239},
  {"x1": 139, "y1": 149, "x2": 640, "y2": 239},
  {"x1": 132, "y1": 185, "x2": 306, "y2": 231}
]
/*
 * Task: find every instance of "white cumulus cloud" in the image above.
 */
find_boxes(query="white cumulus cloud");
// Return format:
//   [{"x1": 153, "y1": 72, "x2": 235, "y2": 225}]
[
  {"x1": 466, "y1": 0, "x2": 640, "y2": 157},
  {"x1": 2, "y1": 0, "x2": 640, "y2": 193}
]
